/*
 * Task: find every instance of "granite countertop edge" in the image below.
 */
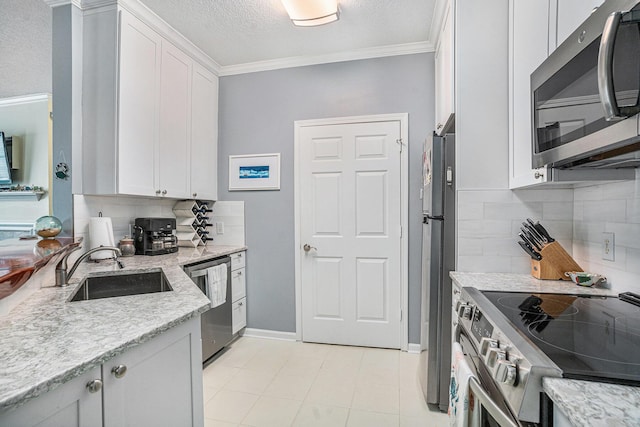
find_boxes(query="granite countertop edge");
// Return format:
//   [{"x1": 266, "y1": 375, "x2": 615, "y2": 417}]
[
  {"x1": 450, "y1": 272, "x2": 637, "y2": 427},
  {"x1": 0, "y1": 245, "x2": 246, "y2": 412}
]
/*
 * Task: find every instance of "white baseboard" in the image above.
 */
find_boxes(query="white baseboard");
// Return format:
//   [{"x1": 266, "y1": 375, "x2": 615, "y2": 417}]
[
  {"x1": 407, "y1": 343, "x2": 422, "y2": 354},
  {"x1": 241, "y1": 328, "x2": 297, "y2": 341}
]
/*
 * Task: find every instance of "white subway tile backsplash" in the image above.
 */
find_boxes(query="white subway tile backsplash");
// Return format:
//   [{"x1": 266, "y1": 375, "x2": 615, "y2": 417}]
[
  {"x1": 457, "y1": 238, "x2": 483, "y2": 256},
  {"x1": 457, "y1": 255, "x2": 512, "y2": 273},
  {"x1": 513, "y1": 189, "x2": 573, "y2": 203},
  {"x1": 542, "y1": 202, "x2": 574, "y2": 221},
  {"x1": 457, "y1": 201, "x2": 484, "y2": 220},
  {"x1": 606, "y1": 222, "x2": 640, "y2": 250},
  {"x1": 457, "y1": 190, "x2": 514, "y2": 203},
  {"x1": 456, "y1": 188, "x2": 574, "y2": 275},
  {"x1": 581, "y1": 199, "x2": 627, "y2": 223}
]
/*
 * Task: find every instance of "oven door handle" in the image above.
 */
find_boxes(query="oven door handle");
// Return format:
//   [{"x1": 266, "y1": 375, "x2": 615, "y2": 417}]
[{"x1": 468, "y1": 376, "x2": 519, "y2": 427}]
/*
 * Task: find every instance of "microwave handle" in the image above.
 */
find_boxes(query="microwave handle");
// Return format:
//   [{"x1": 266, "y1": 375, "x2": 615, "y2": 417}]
[
  {"x1": 598, "y1": 11, "x2": 624, "y2": 121},
  {"x1": 468, "y1": 376, "x2": 519, "y2": 427}
]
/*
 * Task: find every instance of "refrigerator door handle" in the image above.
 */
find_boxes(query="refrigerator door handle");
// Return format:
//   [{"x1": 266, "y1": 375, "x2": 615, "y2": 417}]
[{"x1": 424, "y1": 215, "x2": 444, "y2": 224}]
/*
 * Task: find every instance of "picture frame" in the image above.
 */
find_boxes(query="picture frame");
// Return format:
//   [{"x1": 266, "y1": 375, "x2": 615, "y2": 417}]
[{"x1": 228, "y1": 153, "x2": 281, "y2": 191}]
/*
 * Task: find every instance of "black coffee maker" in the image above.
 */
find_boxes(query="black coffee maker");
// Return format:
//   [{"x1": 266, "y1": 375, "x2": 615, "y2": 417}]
[{"x1": 133, "y1": 218, "x2": 179, "y2": 256}]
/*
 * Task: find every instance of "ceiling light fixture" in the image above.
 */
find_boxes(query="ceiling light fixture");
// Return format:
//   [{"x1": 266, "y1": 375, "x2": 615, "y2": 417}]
[{"x1": 281, "y1": 0, "x2": 340, "y2": 27}]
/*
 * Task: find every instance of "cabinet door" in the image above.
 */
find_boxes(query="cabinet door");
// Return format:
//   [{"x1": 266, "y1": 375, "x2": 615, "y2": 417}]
[
  {"x1": 435, "y1": 0, "x2": 454, "y2": 135},
  {"x1": 118, "y1": 9, "x2": 162, "y2": 197},
  {"x1": 190, "y1": 63, "x2": 219, "y2": 201},
  {"x1": 232, "y1": 297, "x2": 247, "y2": 334},
  {"x1": 103, "y1": 317, "x2": 204, "y2": 427},
  {"x1": 159, "y1": 41, "x2": 192, "y2": 199},
  {"x1": 0, "y1": 367, "x2": 102, "y2": 427},
  {"x1": 553, "y1": 0, "x2": 604, "y2": 50},
  {"x1": 508, "y1": 0, "x2": 550, "y2": 188},
  {"x1": 231, "y1": 267, "x2": 246, "y2": 302}
]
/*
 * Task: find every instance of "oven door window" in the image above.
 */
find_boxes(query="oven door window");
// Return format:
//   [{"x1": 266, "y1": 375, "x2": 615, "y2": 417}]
[{"x1": 534, "y1": 8, "x2": 640, "y2": 154}]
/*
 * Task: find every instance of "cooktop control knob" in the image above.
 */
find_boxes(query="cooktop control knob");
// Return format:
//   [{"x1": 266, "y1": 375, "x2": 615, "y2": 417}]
[
  {"x1": 480, "y1": 338, "x2": 498, "y2": 356},
  {"x1": 458, "y1": 304, "x2": 474, "y2": 320},
  {"x1": 486, "y1": 348, "x2": 506, "y2": 368},
  {"x1": 495, "y1": 360, "x2": 517, "y2": 386}
]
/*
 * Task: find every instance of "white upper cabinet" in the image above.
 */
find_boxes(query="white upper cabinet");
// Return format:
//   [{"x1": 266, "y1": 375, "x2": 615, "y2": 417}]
[
  {"x1": 81, "y1": 5, "x2": 219, "y2": 200},
  {"x1": 117, "y1": 11, "x2": 162, "y2": 197},
  {"x1": 552, "y1": 0, "x2": 605, "y2": 50},
  {"x1": 159, "y1": 41, "x2": 192, "y2": 199},
  {"x1": 508, "y1": 0, "x2": 551, "y2": 188},
  {"x1": 190, "y1": 63, "x2": 219, "y2": 201},
  {"x1": 434, "y1": 0, "x2": 454, "y2": 135},
  {"x1": 508, "y1": 0, "x2": 606, "y2": 188}
]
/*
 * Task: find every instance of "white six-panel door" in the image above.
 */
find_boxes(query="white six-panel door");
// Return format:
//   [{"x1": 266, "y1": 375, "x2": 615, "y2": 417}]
[{"x1": 298, "y1": 119, "x2": 403, "y2": 349}]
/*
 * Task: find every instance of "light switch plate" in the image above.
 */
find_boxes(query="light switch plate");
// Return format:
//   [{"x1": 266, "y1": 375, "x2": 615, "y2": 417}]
[
  {"x1": 216, "y1": 222, "x2": 224, "y2": 235},
  {"x1": 602, "y1": 232, "x2": 615, "y2": 261}
]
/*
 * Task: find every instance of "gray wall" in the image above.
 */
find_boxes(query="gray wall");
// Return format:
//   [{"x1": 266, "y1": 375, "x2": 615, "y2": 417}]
[{"x1": 218, "y1": 53, "x2": 433, "y2": 344}]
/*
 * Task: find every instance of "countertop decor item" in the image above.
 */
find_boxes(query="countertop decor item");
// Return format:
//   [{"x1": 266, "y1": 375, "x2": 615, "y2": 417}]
[
  {"x1": 118, "y1": 236, "x2": 135, "y2": 257},
  {"x1": 565, "y1": 271, "x2": 606, "y2": 287},
  {"x1": 34, "y1": 216, "x2": 62, "y2": 238}
]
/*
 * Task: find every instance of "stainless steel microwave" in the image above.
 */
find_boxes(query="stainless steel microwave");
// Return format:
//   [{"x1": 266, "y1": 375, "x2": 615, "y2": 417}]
[{"x1": 531, "y1": 0, "x2": 640, "y2": 169}]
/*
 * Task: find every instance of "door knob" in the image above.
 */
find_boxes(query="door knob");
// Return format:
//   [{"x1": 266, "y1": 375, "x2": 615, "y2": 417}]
[
  {"x1": 86, "y1": 379, "x2": 103, "y2": 393},
  {"x1": 303, "y1": 244, "x2": 317, "y2": 252},
  {"x1": 111, "y1": 364, "x2": 127, "y2": 378}
]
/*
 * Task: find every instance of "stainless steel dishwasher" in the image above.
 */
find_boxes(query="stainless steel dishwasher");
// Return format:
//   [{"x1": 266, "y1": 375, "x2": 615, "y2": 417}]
[{"x1": 183, "y1": 256, "x2": 232, "y2": 363}]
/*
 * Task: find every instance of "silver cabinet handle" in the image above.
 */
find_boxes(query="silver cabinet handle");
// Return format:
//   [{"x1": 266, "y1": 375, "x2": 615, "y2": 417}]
[
  {"x1": 237, "y1": 271, "x2": 242, "y2": 275},
  {"x1": 303, "y1": 244, "x2": 317, "y2": 252},
  {"x1": 161, "y1": 190, "x2": 167, "y2": 195},
  {"x1": 111, "y1": 364, "x2": 127, "y2": 379},
  {"x1": 534, "y1": 171, "x2": 544, "y2": 179},
  {"x1": 155, "y1": 190, "x2": 161, "y2": 195},
  {"x1": 192, "y1": 193, "x2": 197, "y2": 197},
  {"x1": 86, "y1": 379, "x2": 103, "y2": 393},
  {"x1": 238, "y1": 253, "x2": 243, "y2": 258},
  {"x1": 238, "y1": 301, "x2": 243, "y2": 306}
]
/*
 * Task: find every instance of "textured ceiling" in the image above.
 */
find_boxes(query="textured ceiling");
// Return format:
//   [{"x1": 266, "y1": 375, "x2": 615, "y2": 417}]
[
  {"x1": 0, "y1": 0, "x2": 435, "y2": 98},
  {"x1": 138, "y1": 0, "x2": 435, "y2": 67},
  {"x1": 0, "y1": 0, "x2": 52, "y2": 98}
]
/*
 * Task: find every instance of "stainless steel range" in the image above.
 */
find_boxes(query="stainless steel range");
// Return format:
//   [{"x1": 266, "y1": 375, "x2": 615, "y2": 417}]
[{"x1": 455, "y1": 287, "x2": 640, "y2": 426}]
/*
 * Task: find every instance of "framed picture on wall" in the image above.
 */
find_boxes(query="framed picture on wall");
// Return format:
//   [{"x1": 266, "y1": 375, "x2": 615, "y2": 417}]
[{"x1": 228, "y1": 153, "x2": 281, "y2": 191}]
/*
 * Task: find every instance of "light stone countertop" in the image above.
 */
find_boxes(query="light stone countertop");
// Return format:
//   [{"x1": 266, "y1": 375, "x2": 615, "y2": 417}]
[
  {"x1": 450, "y1": 272, "x2": 637, "y2": 427},
  {"x1": 543, "y1": 378, "x2": 640, "y2": 427},
  {"x1": 0, "y1": 244, "x2": 246, "y2": 412}
]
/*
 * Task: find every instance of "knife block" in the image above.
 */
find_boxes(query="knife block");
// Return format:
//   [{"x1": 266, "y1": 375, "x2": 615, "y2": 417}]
[{"x1": 530, "y1": 241, "x2": 583, "y2": 280}]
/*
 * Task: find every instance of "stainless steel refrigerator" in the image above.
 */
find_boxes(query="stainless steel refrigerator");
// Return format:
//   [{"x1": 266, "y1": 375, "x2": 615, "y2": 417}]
[{"x1": 418, "y1": 132, "x2": 455, "y2": 411}]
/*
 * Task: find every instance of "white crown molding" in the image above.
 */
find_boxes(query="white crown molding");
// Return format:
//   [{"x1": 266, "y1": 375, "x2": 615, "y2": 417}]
[
  {"x1": 0, "y1": 93, "x2": 51, "y2": 107},
  {"x1": 219, "y1": 41, "x2": 434, "y2": 76},
  {"x1": 43, "y1": 0, "x2": 82, "y2": 8},
  {"x1": 429, "y1": 0, "x2": 449, "y2": 51},
  {"x1": 43, "y1": 0, "x2": 221, "y2": 75}
]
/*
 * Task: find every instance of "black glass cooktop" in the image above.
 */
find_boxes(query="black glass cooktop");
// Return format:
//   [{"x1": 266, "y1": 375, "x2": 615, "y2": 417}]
[{"x1": 482, "y1": 291, "x2": 640, "y2": 386}]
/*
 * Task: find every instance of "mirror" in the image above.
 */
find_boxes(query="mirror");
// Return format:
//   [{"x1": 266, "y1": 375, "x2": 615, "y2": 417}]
[{"x1": 0, "y1": 1, "x2": 56, "y2": 240}]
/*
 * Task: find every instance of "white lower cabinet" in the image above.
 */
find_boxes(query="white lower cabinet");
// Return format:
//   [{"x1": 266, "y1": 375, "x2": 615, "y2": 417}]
[
  {"x1": 232, "y1": 297, "x2": 247, "y2": 334},
  {"x1": 230, "y1": 251, "x2": 247, "y2": 334},
  {"x1": 0, "y1": 317, "x2": 203, "y2": 427},
  {"x1": 0, "y1": 367, "x2": 103, "y2": 427}
]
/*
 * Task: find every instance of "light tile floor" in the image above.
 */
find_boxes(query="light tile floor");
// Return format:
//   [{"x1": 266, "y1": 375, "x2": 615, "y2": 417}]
[{"x1": 202, "y1": 337, "x2": 449, "y2": 427}]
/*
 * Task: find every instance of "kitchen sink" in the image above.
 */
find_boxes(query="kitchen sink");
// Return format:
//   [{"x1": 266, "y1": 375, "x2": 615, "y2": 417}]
[{"x1": 69, "y1": 268, "x2": 172, "y2": 302}]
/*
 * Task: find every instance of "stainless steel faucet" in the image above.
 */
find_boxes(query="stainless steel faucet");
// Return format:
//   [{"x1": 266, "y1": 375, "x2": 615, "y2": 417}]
[{"x1": 55, "y1": 246, "x2": 124, "y2": 287}]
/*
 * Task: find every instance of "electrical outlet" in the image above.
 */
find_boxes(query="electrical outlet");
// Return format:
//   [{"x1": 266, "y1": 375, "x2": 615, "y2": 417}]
[
  {"x1": 602, "y1": 232, "x2": 615, "y2": 261},
  {"x1": 216, "y1": 222, "x2": 224, "y2": 235}
]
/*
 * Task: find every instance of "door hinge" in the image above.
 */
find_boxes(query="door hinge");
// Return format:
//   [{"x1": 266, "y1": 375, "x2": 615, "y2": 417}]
[
  {"x1": 400, "y1": 310, "x2": 403, "y2": 321},
  {"x1": 399, "y1": 225, "x2": 403, "y2": 237},
  {"x1": 396, "y1": 138, "x2": 404, "y2": 152}
]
